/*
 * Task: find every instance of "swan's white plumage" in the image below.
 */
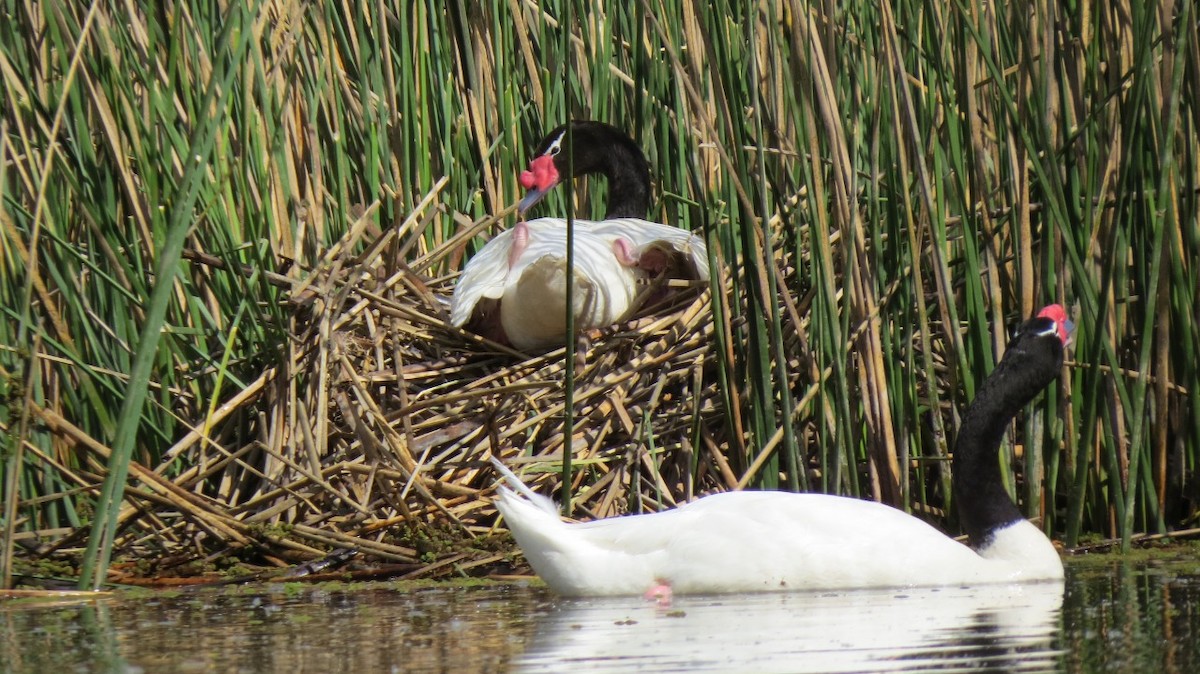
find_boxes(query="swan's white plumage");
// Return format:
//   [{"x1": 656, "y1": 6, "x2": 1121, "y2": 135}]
[
  {"x1": 450, "y1": 218, "x2": 708, "y2": 350},
  {"x1": 492, "y1": 459, "x2": 1062, "y2": 597}
]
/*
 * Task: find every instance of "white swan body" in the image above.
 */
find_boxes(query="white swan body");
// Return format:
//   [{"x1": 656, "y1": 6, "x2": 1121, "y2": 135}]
[
  {"x1": 450, "y1": 218, "x2": 707, "y2": 350},
  {"x1": 493, "y1": 462, "x2": 1062, "y2": 596}
]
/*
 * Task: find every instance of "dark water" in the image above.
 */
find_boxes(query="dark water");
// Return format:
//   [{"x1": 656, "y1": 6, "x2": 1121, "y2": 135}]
[{"x1": 2, "y1": 557, "x2": 1197, "y2": 673}]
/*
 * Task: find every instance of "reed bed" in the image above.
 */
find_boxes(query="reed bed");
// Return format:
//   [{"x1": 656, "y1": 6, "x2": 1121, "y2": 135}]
[{"x1": 1, "y1": 1, "x2": 1197, "y2": 588}]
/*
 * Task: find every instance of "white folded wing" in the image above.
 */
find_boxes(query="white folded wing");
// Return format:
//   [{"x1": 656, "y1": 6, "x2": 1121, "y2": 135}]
[{"x1": 450, "y1": 218, "x2": 708, "y2": 350}]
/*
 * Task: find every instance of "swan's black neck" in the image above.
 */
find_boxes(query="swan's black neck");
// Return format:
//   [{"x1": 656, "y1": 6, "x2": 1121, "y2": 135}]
[
  {"x1": 558, "y1": 122, "x2": 651, "y2": 219},
  {"x1": 952, "y1": 327, "x2": 1064, "y2": 547}
]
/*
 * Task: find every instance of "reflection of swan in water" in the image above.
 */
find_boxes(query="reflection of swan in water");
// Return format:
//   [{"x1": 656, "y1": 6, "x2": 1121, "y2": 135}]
[{"x1": 513, "y1": 581, "x2": 1064, "y2": 673}]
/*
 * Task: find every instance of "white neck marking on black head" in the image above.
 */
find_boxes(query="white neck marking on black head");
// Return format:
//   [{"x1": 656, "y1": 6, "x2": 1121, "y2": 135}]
[
  {"x1": 1035, "y1": 322, "x2": 1060, "y2": 339},
  {"x1": 545, "y1": 131, "x2": 566, "y2": 157}
]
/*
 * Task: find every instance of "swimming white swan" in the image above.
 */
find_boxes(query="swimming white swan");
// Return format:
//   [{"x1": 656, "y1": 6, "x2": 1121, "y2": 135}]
[
  {"x1": 492, "y1": 305, "x2": 1072, "y2": 596},
  {"x1": 449, "y1": 122, "x2": 708, "y2": 350}
]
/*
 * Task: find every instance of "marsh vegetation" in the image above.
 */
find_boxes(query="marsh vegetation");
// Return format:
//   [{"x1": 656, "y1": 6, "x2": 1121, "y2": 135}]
[{"x1": 1, "y1": 1, "x2": 1196, "y2": 587}]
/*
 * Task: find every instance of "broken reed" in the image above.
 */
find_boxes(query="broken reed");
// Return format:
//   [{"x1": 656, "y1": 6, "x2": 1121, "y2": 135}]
[{"x1": 1, "y1": 0, "x2": 1197, "y2": 587}]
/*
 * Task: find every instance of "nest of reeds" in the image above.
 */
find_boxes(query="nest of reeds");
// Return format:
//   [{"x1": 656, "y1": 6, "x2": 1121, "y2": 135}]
[{"x1": 96, "y1": 212, "x2": 734, "y2": 582}]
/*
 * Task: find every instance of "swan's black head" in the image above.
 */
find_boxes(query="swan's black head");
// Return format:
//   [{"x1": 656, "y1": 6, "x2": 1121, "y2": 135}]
[
  {"x1": 996, "y1": 304, "x2": 1072, "y2": 390},
  {"x1": 517, "y1": 121, "x2": 651, "y2": 219}
]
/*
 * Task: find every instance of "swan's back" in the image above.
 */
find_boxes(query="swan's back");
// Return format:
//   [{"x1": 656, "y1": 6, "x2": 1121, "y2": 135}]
[{"x1": 450, "y1": 218, "x2": 708, "y2": 349}]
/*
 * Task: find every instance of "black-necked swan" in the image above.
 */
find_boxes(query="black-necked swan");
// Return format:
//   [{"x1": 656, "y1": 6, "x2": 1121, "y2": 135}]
[
  {"x1": 449, "y1": 122, "x2": 708, "y2": 350},
  {"x1": 492, "y1": 305, "x2": 1072, "y2": 596}
]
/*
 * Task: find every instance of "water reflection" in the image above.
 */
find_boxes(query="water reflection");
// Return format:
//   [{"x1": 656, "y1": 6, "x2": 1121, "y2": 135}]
[
  {"x1": 7, "y1": 599, "x2": 127, "y2": 673},
  {"x1": 2, "y1": 583, "x2": 548, "y2": 673},
  {"x1": 1062, "y1": 560, "x2": 1200, "y2": 673},
  {"x1": 2, "y1": 558, "x2": 1198, "y2": 673},
  {"x1": 516, "y1": 582, "x2": 1064, "y2": 673}
]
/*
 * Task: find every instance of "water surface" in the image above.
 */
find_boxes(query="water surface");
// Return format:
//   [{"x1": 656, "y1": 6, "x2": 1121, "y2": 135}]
[{"x1": 2, "y1": 556, "x2": 1197, "y2": 673}]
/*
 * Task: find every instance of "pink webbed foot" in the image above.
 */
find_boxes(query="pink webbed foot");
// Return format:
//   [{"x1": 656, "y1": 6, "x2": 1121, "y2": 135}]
[
  {"x1": 612, "y1": 237, "x2": 641, "y2": 267},
  {"x1": 643, "y1": 580, "x2": 673, "y2": 607},
  {"x1": 508, "y1": 221, "x2": 531, "y2": 268}
]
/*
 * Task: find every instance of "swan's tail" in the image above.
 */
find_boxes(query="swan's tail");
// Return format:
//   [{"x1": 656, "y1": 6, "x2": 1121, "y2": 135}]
[
  {"x1": 490, "y1": 457, "x2": 559, "y2": 516},
  {"x1": 492, "y1": 457, "x2": 592, "y2": 594}
]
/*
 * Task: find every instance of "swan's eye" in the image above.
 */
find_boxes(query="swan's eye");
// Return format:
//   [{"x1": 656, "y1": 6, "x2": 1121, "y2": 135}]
[{"x1": 545, "y1": 132, "x2": 565, "y2": 157}]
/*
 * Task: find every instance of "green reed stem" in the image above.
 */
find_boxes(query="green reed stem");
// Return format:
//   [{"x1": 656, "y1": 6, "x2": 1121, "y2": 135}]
[{"x1": 77, "y1": 2, "x2": 256, "y2": 590}]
